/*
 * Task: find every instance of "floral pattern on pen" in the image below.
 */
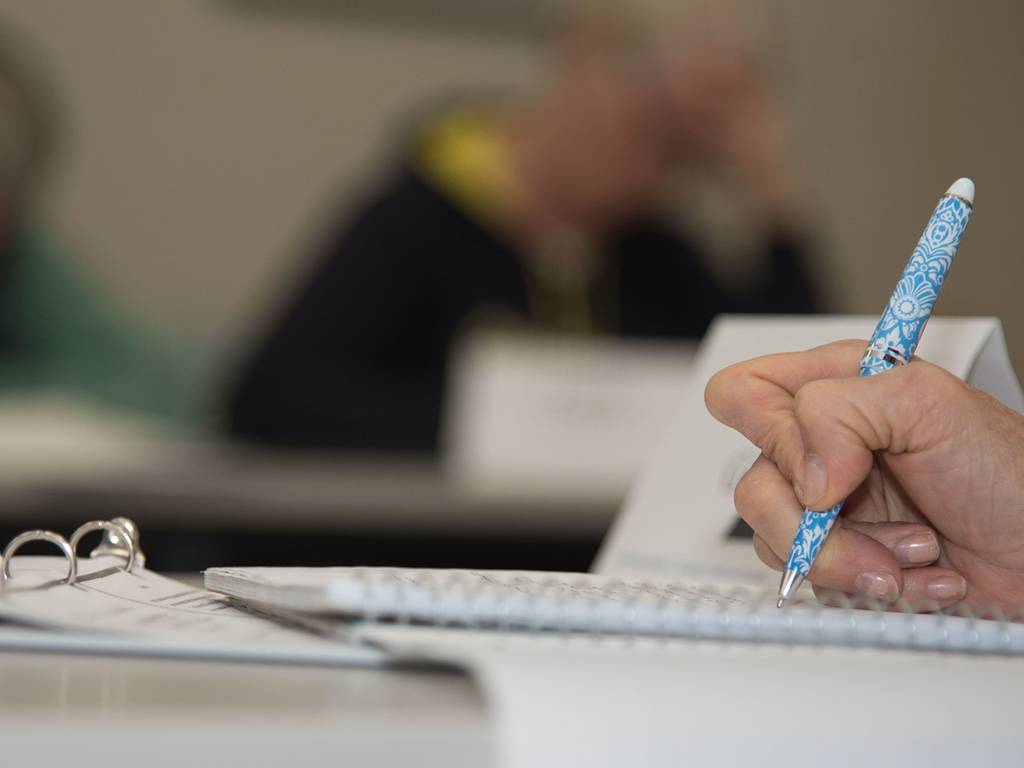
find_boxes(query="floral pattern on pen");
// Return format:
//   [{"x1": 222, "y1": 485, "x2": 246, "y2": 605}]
[
  {"x1": 785, "y1": 504, "x2": 843, "y2": 576},
  {"x1": 860, "y1": 195, "x2": 972, "y2": 377}
]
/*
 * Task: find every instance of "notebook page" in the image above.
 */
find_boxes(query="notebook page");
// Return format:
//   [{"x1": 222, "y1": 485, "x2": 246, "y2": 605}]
[
  {"x1": 206, "y1": 566, "x2": 764, "y2": 619},
  {"x1": 0, "y1": 557, "x2": 383, "y2": 666}
]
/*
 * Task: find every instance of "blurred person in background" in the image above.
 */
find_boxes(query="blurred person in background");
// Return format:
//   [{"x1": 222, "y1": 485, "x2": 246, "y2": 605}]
[
  {"x1": 0, "y1": 24, "x2": 192, "y2": 422},
  {"x1": 229, "y1": 11, "x2": 823, "y2": 453}
]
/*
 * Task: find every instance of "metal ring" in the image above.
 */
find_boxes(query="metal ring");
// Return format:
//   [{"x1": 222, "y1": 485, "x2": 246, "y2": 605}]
[
  {"x1": 882, "y1": 347, "x2": 909, "y2": 367},
  {"x1": 89, "y1": 516, "x2": 145, "y2": 567},
  {"x1": 945, "y1": 192, "x2": 974, "y2": 210},
  {"x1": 1, "y1": 530, "x2": 76, "y2": 587},
  {"x1": 861, "y1": 344, "x2": 910, "y2": 368},
  {"x1": 69, "y1": 521, "x2": 136, "y2": 583}
]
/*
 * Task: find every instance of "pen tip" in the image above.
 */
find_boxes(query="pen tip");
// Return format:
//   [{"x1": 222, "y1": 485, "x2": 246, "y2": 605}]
[
  {"x1": 946, "y1": 177, "x2": 975, "y2": 205},
  {"x1": 776, "y1": 597, "x2": 785, "y2": 609}
]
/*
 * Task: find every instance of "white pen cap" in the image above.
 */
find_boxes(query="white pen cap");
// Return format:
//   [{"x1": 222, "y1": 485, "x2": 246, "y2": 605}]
[{"x1": 947, "y1": 177, "x2": 975, "y2": 205}]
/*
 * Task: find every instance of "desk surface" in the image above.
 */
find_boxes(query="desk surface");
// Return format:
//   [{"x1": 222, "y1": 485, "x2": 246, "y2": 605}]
[{"x1": 0, "y1": 650, "x2": 491, "y2": 766}]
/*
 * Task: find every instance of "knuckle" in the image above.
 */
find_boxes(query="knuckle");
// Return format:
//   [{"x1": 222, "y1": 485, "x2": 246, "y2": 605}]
[
  {"x1": 901, "y1": 360, "x2": 957, "y2": 397},
  {"x1": 899, "y1": 361, "x2": 934, "y2": 391},
  {"x1": 897, "y1": 362, "x2": 972, "y2": 441},
  {"x1": 927, "y1": 364, "x2": 968, "y2": 402},
  {"x1": 792, "y1": 378, "x2": 836, "y2": 423}
]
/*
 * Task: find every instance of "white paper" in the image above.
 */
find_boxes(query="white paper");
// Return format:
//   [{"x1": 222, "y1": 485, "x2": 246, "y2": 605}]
[
  {"x1": 0, "y1": 557, "x2": 383, "y2": 666},
  {"x1": 595, "y1": 315, "x2": 1024, "y2": 580}
]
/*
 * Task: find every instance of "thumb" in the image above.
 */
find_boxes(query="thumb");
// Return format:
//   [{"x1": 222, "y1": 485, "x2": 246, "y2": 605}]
[{"x1": 791, "y1": 361, "x2": 967, "y2": 510}]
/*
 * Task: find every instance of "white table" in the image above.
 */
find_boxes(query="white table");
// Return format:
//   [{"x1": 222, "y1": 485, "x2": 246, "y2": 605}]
[{"x1": 0, "y1": 650, "x2": 492, "y2": 767}]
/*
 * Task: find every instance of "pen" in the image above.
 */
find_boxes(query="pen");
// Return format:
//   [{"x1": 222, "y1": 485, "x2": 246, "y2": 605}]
[{"x1": 777, "y1": 177, "x2": 975, "y2": 608}]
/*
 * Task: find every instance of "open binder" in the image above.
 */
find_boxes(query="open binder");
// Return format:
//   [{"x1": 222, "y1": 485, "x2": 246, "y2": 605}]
[{"x1": 0, "y1": 519, "x2": 382, "y2": 666}]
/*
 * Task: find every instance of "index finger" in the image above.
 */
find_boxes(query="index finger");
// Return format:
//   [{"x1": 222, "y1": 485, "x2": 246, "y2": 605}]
[{"x1": 704, "y1": 339, "x2": 864, "y2": 483}]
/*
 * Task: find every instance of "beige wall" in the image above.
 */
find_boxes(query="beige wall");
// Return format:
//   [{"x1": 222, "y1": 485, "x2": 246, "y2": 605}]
[
  {"x1": 778, "y1": 0, "x2": 1024, "y2": 371},
  {"x1": 1, "y1": 1, "x2": 540, "y2": 345},
  {"x1": 4, "y1": 1, "x2": 1024, "y2": 371}
]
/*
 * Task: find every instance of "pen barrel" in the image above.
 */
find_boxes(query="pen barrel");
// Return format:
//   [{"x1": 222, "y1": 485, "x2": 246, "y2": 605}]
[
  {"x1": 783, "y1": 502, "x2": 844, "y2": 576},
  {"x1": 859, "y1": 193, "x2": 973, "y2": 377}
]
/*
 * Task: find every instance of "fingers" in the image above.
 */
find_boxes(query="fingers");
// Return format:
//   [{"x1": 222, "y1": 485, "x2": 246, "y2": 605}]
[
  {"x1": 814, "y1": 567, "x2": 967, "y2": 611},
  {"x1": 752, "y1": 534, "x2": 783, "y2": 570},
  {"x1": 736, "y1": 456, "x2": 964, "y2": 603},
  {"x1": 705, "y1": 339, "x2": 864, "y2": 428},
  {"x1": 842, "y1": 519, "x2": 940, "y2": 568},
  {"x1": 705, "y1": 340, "x2": 864, "y2": 487},
  {"x1": 792, "y1": 361, "x2": 973, "y2": 509},
  {"x1": 839, "y1": 521, "x2": 966, "y2": 607},
  {"x1": 735, "y1": 456, "x2": 905, "y2": 597},
  {"x1": 709, "y1": 340, "x2": 980, "y2": 608},
  {"x1": 706, "y1": 341, "x2": 975, "y2": 512}
]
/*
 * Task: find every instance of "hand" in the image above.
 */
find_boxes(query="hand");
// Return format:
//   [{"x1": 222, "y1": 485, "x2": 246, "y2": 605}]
[
  {"x1": 657, "y1": 27, "x2": 794, "y2": 222},
  {"x1": 704, "y1": 339, "x2": 1024, "y2": 612}
]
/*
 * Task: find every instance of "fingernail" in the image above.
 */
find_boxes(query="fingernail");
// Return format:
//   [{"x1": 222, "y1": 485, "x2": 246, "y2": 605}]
[
  {"x1": 926, "y1": 575, "x2": 967, "y2": 602},
  {"x1": 854, "y1": 572, "x2": 900, "y2": 601},
  {"x1": 798, "y1": 454, "x2": 828, "y2": 506},
  {"x1": 893, "y1": 532, "x2": 940, "y2": 565}
]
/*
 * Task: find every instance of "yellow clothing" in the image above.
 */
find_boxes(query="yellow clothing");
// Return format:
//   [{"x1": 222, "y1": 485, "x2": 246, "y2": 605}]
[{"x1": 415, "y1": 108, "x2": 602, "y2": 334}]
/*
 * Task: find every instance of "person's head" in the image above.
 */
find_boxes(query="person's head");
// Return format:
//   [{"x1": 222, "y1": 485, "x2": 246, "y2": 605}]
[
  {"x1": 0, "y1": 24, "x2": 59, "y2": 240},
  {"x1": 510, "y1": 8, "x2": 766, "y2": 231}
]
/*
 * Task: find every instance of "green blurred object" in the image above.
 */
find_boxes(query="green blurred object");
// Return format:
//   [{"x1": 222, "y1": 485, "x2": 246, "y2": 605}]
[{"x1": 0, "y1": 223, "x2": 196, "y2": 423}]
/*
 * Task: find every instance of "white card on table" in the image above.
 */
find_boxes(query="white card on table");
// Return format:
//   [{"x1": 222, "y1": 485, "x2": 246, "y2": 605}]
[{"x1": 444, "y1": 332, "x2": 696, "y2": 503}]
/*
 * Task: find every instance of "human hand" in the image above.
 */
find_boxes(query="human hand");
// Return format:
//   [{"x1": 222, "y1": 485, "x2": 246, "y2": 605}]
[
  {"x1": 704, "y1": 339, "x2": 1024, "y2": 612},
  {"x1": 656, "y1": 26, "x2": 795, "y2": 223}
]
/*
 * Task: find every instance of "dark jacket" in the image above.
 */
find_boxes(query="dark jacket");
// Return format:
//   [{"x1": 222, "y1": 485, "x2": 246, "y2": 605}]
[{"x1": 228, "y1": 166, "x2": 820, "y2": 452}]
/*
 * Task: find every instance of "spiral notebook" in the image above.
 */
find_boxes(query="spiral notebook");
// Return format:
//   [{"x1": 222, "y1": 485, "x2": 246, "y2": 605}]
[{"x1": 204, "y1": 566, "x2": 1024, "y2": 655}]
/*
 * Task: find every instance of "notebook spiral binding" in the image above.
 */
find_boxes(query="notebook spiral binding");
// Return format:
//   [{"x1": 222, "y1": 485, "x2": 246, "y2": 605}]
[
  {"x1": 0, "y1": 518, "x2": 144, "y2": 588},
  {"x1": 318, "y1": 567, "x2": 1024, "y2": 655}
]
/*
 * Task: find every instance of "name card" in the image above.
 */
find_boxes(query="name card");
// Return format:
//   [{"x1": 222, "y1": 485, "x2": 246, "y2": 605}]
[{"x1": 444, "y1": 332, "x2": 697, "y2": 504}]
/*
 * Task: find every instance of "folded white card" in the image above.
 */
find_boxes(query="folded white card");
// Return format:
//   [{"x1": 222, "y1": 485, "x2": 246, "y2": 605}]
[
  {"x1": 444, "y1": 332, "x2": 696, "y2": 503},
  {"x1": 594, "y1": 315, "x2": 1024, "y2": 580}
]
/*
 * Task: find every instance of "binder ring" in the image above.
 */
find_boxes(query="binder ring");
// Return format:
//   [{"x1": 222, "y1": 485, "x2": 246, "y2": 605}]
[
  {"x1": 1, "y1": 530, "x2": 76, "y2": 587},
  {"x1": 69, "y1": 520, "x2": 136, "y2": 583},
  {"x1": 90, "y1": 517, "x2": 144, "y2": 566}
]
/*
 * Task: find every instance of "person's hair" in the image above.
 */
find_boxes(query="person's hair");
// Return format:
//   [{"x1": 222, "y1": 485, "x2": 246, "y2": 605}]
[{"x1": 0, "y1": 21, "x2": 61, "y2": 207}]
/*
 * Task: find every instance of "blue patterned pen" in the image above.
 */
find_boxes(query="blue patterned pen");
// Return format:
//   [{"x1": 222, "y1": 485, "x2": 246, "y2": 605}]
[{"x1": 777, "y1": 178, "x2": 975, "y2": 607}]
